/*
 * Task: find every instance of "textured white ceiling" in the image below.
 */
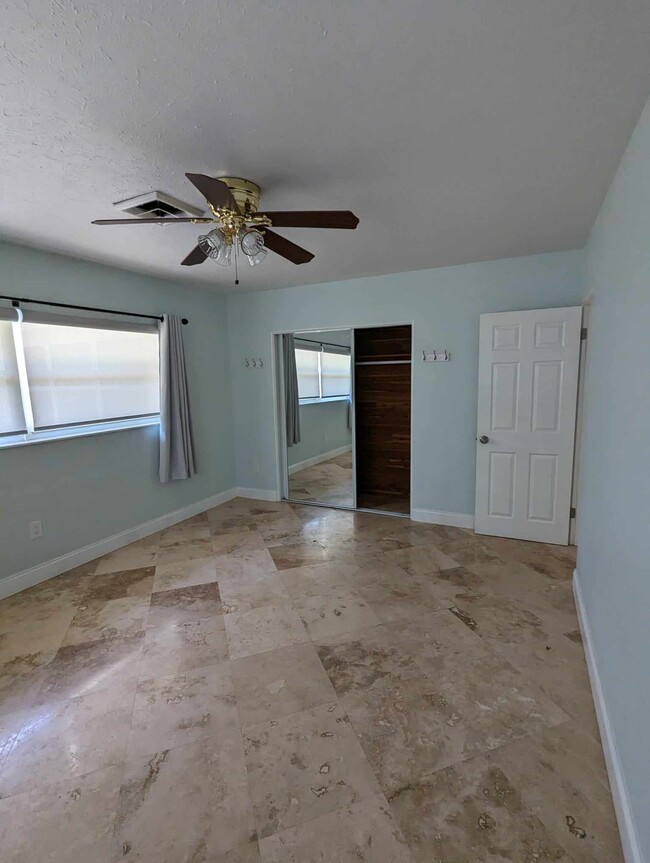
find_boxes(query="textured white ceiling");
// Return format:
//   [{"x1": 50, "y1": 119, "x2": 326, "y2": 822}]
[{"x1": 2, "y1": 0, "x2": 649, "y2": 293}]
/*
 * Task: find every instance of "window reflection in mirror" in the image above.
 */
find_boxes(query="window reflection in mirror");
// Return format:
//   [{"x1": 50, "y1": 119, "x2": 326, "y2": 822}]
[{"x1": 287, "y1": 329, "x2": 354, "y2": 508}]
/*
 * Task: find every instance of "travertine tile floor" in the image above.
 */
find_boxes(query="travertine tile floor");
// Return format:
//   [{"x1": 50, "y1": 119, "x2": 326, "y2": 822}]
[{"x1": 0, "y1": 498, "x2": 624, "y2": 862}]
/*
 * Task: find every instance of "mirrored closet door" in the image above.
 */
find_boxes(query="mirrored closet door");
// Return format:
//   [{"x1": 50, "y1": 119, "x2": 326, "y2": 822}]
[
  {"x1": 279, "y1": 324, "x2": 412, "y2": 516},
  {"x1": 285, "y1": 329, "x2": 354, "y2": 508}
]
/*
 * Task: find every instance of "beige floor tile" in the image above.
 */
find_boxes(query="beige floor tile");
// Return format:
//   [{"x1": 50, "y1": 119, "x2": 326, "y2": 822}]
[
  {"x1": 115, "y1": 730, "x2": 256, "y2": 861},
  {"x1": 62, "y1": 594, "x2": 150, "y2": 646},
  {"x1": 232, "y1": 642, "x2": 336, "y2": 725},
  {"x1": 0, "y1": 710, "x2": 29, "y2": 772},
  {"x1": 355, "y1": 567, "x2": 455, "y2": 622},
  {"x1": 259, "y1": 794, "x2": 414, "y2": 862},
  {"x1": 0, "y1": 765, "x2": 122, "y2": 863},
  {"x1": 0, "y1": 607, "x2": 76, "y2": 664},
  {"x1": 479, "y1": 535, "x2": 575, "y2": 580},
  {"x1": 215, "y1": 842, "x2": 262, "y2": 862},
  {"x1": 152, "y1": 557, "x2": 218, "y2": 592},
  {"x1": 85, "y1": 566, "x2": 155, "y2": 600},
  {"x1": 243, "y1": 701, "x2": 381, "y2": 839},
  {"x1": 340, "y1": 638, "x2": 568, "y2": 792},
  {"x1": 127, "y1": 662, "x2": 236, "y2": 759},
  {"x1": 0, "y1": 564, "x2": 95, "y2": 618},
  {"x1": 94, "y1": 535, "x2": 160, "y2": 574},
  {"x1": 212, "y1": 528, "x2": 267, "y2": 555},
  {"x1": 214, "y1": 548, "x2": 279, "y2": 579},
  {"x1": 491, "y1": 629, "x2": 599, "y2": 732},
  {"x1": 35, "y1": 632, "x2": 144, "y2": 703},
  {"x1": 447, "y1": 591, "x2": 568, "y2": 655},
  {"x1": 379, "y1": 543, "x2": 459, "y2": 575},
  {"x1": 278, "y1": 560, "x2": 369, "y2": 597},
  {"x1": 0, "y1": 661, "x2": 50, "y2": 717},
  {"x1": 268, "y1": 540, "x2": 355, "y2": 571},
  {"x1": 155, "y1": 535, "x2": 214, "y2": 566},
  {"x1": 147, "y1": 582, "x2": 222, "y2": 626},
  {"x1": 261, "y1": 507, "x2": 354, "y2": 547},
  {"x1": 292, "y1": 588, "x2": 382, "y2": 639},
  {"x1": 387, "y1": 753, "x2": 570, "y2": 863},
  {"x1": 140, "y1": 615, "x2": 229, "y2": 678},
  {"x1": 0, "y1": 677, "x2": 135, "y2": 797},
  {"x1": 225, "y1": 604, "x2": 309, "y2": 659},
  {"x1": 489, "y1": 723, "x2": 624, "y2": 863},
  {"x1": 439, "y1": 541, "x2": 503, "y2": 568},
  {"x1": 220, "y1": 570, "x2": 291, "y2": 614},
  {"x1": 159, "y1": 521, "x2": 211, "y2": 547},
  {"x1": 315, "y1": 623, "x2": 419, "y2": 698}
]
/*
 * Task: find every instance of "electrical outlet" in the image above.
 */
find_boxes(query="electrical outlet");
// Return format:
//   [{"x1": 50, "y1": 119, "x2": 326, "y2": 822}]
[
  {"x1": 253, "y1": 462, "x2": 260, "y2": 473},
  {"x1": 29, "y1": 520, "x2": 43, "y2": 539}
]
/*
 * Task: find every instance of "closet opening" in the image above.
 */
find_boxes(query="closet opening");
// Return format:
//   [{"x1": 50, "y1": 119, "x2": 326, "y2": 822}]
[{"x1": 275, "y1": 323, "x2": 412, "y2": 518}]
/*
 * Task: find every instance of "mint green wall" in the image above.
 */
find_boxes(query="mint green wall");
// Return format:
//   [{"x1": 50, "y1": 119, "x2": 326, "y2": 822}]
[
  {"x1": 226, "y1": 250, "x2": 584, "y2": 513},
  {"x1": 577, "y1": 98, "x2": 650, "y2": 859},
  {"x1": 0, "y1": 242, "x2": 235, "y2": 579},
  {"x1": 288, "y1": 400, "x2": 351, "y2": 469}
]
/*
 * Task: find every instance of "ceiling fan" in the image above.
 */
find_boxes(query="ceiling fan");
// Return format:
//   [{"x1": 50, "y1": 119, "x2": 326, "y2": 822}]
[{"x1": 92, "y1": 174, "x2": 359, "y2": 277}]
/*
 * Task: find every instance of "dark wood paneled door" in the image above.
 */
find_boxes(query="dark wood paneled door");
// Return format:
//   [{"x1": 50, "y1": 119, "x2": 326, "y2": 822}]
[{"x1": 354, "y1": 325, "x2": 411, "y2": 513}]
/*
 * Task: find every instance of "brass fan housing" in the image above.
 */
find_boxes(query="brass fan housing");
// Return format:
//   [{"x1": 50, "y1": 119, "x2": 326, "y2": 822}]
[{"x1": 219, "y1": 177, "x2": 261, "y2": 215}]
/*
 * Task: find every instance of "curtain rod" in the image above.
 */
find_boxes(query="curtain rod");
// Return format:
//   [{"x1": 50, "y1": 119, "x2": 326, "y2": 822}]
[
  {"x1": 0, "y1": 294, "x2": 189, "y2": 325},
  {"x1": 295, "y1": 336, "x2": 349, "y2": 349}
]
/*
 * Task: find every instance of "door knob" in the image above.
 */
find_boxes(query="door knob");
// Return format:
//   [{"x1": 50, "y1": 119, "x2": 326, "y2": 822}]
[{"x1": 479, "y1": 435, "x2": 489, "y2": 444}]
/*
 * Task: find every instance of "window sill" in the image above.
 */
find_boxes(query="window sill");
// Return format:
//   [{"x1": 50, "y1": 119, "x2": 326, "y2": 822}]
[
  {"x1": 0, "y1": 416, "x2": 160, "y2": 450},
  {"x1": 299, "y1": 396, "x2": 350, "y2": 406}
]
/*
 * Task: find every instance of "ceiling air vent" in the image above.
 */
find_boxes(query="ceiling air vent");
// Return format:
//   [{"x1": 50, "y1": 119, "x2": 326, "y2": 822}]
[{"x1": 113, "y1": 191, "x2": 204, "y2": 219}]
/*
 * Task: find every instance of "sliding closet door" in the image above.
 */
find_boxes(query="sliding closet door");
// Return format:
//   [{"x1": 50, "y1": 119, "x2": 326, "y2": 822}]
[{"x1": 354, "y1": 325, "x2": 411, "y2": 514}]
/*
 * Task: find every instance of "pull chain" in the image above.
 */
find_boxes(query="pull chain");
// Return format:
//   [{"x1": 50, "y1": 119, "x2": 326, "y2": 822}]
[{"x1": 234, "y1": 241, "x2": 240, "y2": 286}]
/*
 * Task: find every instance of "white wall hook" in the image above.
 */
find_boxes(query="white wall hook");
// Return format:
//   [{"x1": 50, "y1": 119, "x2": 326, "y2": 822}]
[
  {"x1": 245, "y1": 358, "x2": 250, "y2": 367},
  {"x1": 258, "y1": 358, "x2": 264, "y2": 368}
]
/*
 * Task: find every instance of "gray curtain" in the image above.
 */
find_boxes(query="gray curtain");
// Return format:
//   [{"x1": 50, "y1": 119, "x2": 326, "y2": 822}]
[
  {"x1": 159, "y1": 315, "x2": 197, "y2": 482},
  {"x1": 283, "y1": 333, "x2": 301, "y2": 446}
]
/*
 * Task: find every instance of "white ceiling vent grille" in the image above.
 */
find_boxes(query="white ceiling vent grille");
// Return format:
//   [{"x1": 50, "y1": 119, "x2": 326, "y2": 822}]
[{"x1": 114, "y1": 191, "x2": 204, "y2": 219}]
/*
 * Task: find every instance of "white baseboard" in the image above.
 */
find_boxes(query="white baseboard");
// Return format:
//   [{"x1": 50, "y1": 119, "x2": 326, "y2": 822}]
[
  {"x1": 0, "y1": 486, "x2": 282, "y2": 600},
  {"x1": 573, "y1": 570, "x2": 642, "y2": 863},
  {"x1": 411, "y1": 508, "x2": 475, "y2": 529},
  {"x1": 288, "y1": 444, "x2": 352, "y2": 476},
  {"x1": 234, "y1": 487, "x2": 280, "y2": 502}
]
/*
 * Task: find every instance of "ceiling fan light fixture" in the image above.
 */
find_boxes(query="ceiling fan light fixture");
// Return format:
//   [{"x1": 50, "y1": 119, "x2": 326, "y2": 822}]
[
  {"x1": 240, "y1": 228, "x2": 267, "y2": 267},
  {"x1": 198, "y1": 228, "x2": 232, "y2": 266}
]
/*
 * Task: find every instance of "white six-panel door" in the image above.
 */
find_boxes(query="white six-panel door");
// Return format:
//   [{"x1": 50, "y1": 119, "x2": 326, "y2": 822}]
[{"x1": 474, "y1": 306, "x2": 582, "y2": 545}]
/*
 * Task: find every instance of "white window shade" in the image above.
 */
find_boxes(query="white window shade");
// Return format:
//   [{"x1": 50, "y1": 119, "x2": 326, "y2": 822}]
[
  {"x1": 0, "y1": 321, "x2": 26, "y2": 435},
  {"x1": 321, "y1": 351, "x2": 351, "y2": 397},
  {"x1": 21, "y1": 322, "x2": 160, "y2": 429},
  {"x1": 295, "y1": 348, "x2": 320, "y2": 399}
]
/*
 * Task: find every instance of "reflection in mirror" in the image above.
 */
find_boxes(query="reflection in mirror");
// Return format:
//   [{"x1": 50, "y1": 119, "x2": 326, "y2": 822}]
[{"x1": 286, "y1": 329, "x2": 354, "y2": 508}]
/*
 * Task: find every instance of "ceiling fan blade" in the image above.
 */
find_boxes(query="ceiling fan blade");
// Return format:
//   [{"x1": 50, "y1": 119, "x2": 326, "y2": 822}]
[
  {"x1": 185, "y1": 173, "x2": 238, "y2": 212},
  {"x1": 181, "y1": 245, "x2": 208, "y2": 266},
  {"x1": 262, "y1": 229, "x2": 314, "y2": 264},
  {"x1": 258, "y1": 211, "x2": 359, "y2": 229},
  {"x1": 92, "y1": 217, "x2": 201, "y2": 225}
]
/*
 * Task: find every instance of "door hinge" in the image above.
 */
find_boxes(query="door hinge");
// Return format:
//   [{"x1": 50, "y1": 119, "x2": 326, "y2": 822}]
[
  {"x1": 581, "y1": 328, "x2": 588, "y2": 341},
  {"x1": 570, "y1": 507, "x2": 576, "y2": 519}
]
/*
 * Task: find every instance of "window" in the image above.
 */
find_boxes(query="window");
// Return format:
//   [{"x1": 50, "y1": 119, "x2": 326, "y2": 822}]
[
  {"x1": 295, "y1": 343, "x2": 351, "y2": 402},
  {"x1": 0, "y1": 310, "x2": 160, "y2": 446}
]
